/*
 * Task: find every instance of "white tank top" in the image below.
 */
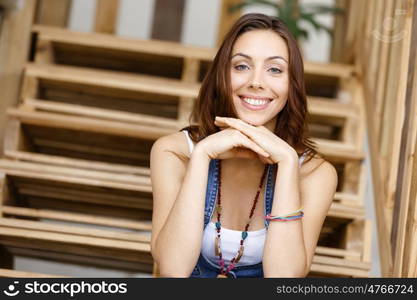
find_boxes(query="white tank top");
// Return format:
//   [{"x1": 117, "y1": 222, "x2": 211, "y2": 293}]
[{"x1": 182, "y1": 129, "x2": 307, "y2": 266}]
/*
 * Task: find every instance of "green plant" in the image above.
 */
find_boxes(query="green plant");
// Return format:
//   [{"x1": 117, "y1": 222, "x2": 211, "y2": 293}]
[{"x1": 230, "y1": 0, "x2": 344, "y2": 41}]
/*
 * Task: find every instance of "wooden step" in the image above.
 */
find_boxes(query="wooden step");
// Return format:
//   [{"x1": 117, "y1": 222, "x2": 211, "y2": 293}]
[
  {"x1": 4, "y1": 150, "x2": 150, "y2": 177},
  {"x1": 0, "y1": 159, "x2": 154, "y2": 220},
  {"x1": 0, "y1": 227, "x2": 153, "y2": 266},
  {"x1": 32, "y1": 24, "x2": 213, "y2": 82},
  {"x1": 25, "y1": 63, "x2": 199, "y2": 99},
  {"x1": 32, "y1": 25, "x2": 356, "y2": 100},
  {"x1": 0, "y1": 268, "x2": 66, "y2": 278},
  {"x1": 19, "y1": 62, "x2": 364, "y2": 159},
  {"x1": 5, "y1": 111, "x2": 162, "y2": 167}
]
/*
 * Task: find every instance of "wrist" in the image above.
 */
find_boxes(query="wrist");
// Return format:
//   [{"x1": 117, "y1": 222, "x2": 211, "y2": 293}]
[
  {"x1": 191, "y1": 144, "x2": 211, "y2": 163},
  {"x1": 279, "y1": 150, "x2": 299, "y2": 166}
]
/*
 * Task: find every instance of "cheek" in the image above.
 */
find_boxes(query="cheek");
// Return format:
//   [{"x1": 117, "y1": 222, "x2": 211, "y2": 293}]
[
  {"x1": 270, "y1": 78, "x2": 289, "y2": 97},
  {"x1": 230, "y1": 72, "x2": 248, "y2": 91}
]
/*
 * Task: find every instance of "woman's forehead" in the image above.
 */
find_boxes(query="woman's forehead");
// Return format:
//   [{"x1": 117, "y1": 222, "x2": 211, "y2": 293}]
[{"x1": 231, "y1": 30, "x2": 289, "y2": 61}]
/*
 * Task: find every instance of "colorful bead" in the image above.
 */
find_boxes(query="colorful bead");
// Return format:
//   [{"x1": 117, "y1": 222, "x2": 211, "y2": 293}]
[
  {"x1": 214, "y1": 160, "x2": 268, "y2": 277},
  {"x1": 242, "y1": 231, "x2": 248, "y2": 240},
  {"x1": 215, "y1": 222, "x2": 221, "y2": 230}
]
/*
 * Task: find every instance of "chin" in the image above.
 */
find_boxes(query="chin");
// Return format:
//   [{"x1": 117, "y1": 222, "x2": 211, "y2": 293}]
[{"x1": 237, "y1": 116, "x2": 266, "y2": 126}]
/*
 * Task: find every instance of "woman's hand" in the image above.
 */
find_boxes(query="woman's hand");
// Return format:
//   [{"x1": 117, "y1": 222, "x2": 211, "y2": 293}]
[
  {"x1": 214, "y1": 116, "x2": 298, "y2": 164},
  {"x1": 194, "y1": 127, "x2": 271, "y2": 162}
]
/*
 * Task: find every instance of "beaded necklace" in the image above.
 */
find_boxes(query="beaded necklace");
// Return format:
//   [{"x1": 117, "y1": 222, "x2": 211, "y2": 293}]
[{"x1": 214, "y1": 159, "x2": 268, "y2": 278}]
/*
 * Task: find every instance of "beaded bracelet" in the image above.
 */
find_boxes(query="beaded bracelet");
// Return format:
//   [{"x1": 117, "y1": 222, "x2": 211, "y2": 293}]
[{"x1": 265, "y1": 207, "x2": 304, "y2": 221}]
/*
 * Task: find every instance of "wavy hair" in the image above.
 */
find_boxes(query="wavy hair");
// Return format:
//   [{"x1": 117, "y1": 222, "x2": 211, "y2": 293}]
[{"x1": 181, "y1": 13, "x2": 318, "y2": 162}]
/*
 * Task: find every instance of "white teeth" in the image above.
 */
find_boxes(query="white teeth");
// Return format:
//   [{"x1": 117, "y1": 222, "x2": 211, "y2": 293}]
[{"x1": 242, "y1": 97, "x2": 270, "y2": 106}]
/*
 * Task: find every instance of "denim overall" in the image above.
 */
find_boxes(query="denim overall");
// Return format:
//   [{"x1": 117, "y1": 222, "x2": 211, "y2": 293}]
[{"x1": 190, "y1": 159, "x2": 278, "y2": 278}]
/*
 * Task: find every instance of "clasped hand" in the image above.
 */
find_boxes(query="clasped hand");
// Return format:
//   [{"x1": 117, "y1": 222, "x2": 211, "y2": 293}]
[{"x1": 214, "y1": 116, "x2": 298, "y2": 164}]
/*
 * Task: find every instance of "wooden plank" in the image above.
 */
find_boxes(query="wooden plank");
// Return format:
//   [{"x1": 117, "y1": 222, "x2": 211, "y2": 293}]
[
  {"x1": 0, "y1": 0, "x2": 36, "y2": 156},
  {"x1": 392, "y1": 0, "x2": 417, "y2": 276},
  {"x1": 6, "y1": 247, "x2": 153, "y2": 273},
  {"x1": 15, "y1": 184, "x2": 152, "y2": 210},
  {"x1": 7, "y1": 108, "x2": 173, "y2": 141},
  {"x1": 35, "y1": 0, "x2": 71, "y2": 27},
  {"x1": 374, "y1": 0, "x2": 395, "y2": 130},
  {"x1": 151, "y1": 0, "x2": 185, "y2": 42},
  {"x1": 0, "y1": 268, "x2": 65, "y2": 278},
  {"x1": 0, "y1": 159, "x2": 151, "y2": 186},
  {"x1": 304, "y1": 61, "x2": 355, "y2": 79},
  {"x1": 33, "y1": 138, "x2": 149, "y2": 162},
  {"x1": 94, "y1": 0, "x2": 119, "y2": 34},
  {"x1": 25, "y1": 63, "x2": 200, "y2": 99},
  {"x1": 178, "y1": 58, "x2": 199, "y2": 121},
  {"x1": 309, "y1": 263, "x2": 369, "y2": 277},
  {"x1": 313, "y1": 255, "x2": 371, "y2": 270},
  {"x1": 23, "y1": 98, "x2": 185, "y2": 129},
  {"x1": 5, "y1": 150, "x2": 150, "y2": 176},
  {"x1": 386, "y1": 0, "x2": 414, "y2": 250},
  {"x1": 20, "y1": 76, "x2": 39, "y2": 100},
  {"x1": 0, "y1": 167, "x2": 151, "y2": 193},
  {"x1": 344, "y1": 219, "x2": 368, "y2": 261},
  {"x1": 217, "y1": 0, "x2": 242, "y2": 46},
  {"x1": 2, "y1": 206, "x2": 152, "y2": 231},
  {"x1": 312, "y1": 139, "x2": 364, "y2": 159},
  {"x1": 0, "y1": 218, "x2": 151, "y2": 243},
  {"x1": 308, "y1": 97, "x2": 358, "y2": 118},
  {"x1": 0, "y1": 236, "x2": 152, "y2": 264},
  {"x1": 315, "y1": 246, "x2": 361, "y2": 259},
  {"x1": 5, "y1": 149, "x2": 149, "y2": 175},
  {"x1": 32, "y1": 24, "x2": 216, "y2": 60},
  {"x1": 359, "y1": 0, "x2": 396, "y2": 276},
  {"x1": 33, "y1": 38, "x2": 55, "y2": 63}
]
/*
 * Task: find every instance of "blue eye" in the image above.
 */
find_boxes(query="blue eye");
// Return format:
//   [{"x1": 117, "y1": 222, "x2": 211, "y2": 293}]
[
  {"x1": 269, "y1": 67, "x2": 282, "y2": 74},
  {"x1": 234, "y1": 64, "x2": 249, "y2": 71}
]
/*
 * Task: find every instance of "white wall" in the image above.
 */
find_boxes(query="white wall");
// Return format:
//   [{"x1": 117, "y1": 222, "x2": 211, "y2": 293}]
[
  {"x1": 117, "y1": 0, "x2": 155, "y2": 39},
  {"x1": 181, "y1": 0, "x2": 221, "y2": 47},
  {"x1": 68, "y1": 0, "x2": 96, "y2": 32}
]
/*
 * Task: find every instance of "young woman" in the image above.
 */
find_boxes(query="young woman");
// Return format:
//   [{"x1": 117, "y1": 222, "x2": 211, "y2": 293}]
[{"x1": 150, "y1": 13, "x2": 337, "y2": 278}]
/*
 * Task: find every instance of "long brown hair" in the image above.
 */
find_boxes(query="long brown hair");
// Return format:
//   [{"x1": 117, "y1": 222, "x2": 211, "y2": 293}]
[{"x1": 181, "y1": 13, "x2": 318, "y2": 162}]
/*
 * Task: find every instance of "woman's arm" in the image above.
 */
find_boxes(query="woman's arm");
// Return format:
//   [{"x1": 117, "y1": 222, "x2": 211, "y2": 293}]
[
  {"x1": 151, "y1": 128, "x2": 273, "y2": 277},
  {"x1": 150, "y1": 134, "x2": 211, "y2": 277},
  {"x1": 263, "y1": 157, "x2": 338, "y2": 277}
]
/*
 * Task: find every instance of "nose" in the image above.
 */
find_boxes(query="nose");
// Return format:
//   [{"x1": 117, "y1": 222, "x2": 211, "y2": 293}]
[
  {"x1": 248, "y1": 69, "x2": 264, "y2": 89},
  {"x1": 249, "y1": 81, "x2": 262, "y2": 89}
]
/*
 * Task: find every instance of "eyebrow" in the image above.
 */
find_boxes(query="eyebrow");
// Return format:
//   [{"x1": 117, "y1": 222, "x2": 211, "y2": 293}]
[{"x1": 231, "y1": 52, "x2": 288, "y2": 64}]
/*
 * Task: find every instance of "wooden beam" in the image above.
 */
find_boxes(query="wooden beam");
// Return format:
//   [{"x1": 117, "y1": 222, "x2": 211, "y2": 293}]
[
  {"x1": 35, "y1": 0, "x2": 71, "y2": 27},
  {"x1": 217, "y1": 0, "x2": 242, "y2": 46},
  {"x1": 0, "y1": 0, "x2": 36, "y2": 156},
  {"x1": 151, "y1": 0, "x2": 185, "y2": 42},
  {"x1": 94, "y1": 0, "x2": 119, "y2": 34},
  {"x1": 392, "y1": 0, "x2": 417, "y2": 277}
]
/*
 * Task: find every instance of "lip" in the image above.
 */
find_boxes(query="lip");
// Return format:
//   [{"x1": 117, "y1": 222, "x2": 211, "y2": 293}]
[
  {"x1": 239, "y1": 94, "x2": 273, "y2": 101},
  {"x1": 239, "y1": 95, "x2": 272, "y2": 111}
]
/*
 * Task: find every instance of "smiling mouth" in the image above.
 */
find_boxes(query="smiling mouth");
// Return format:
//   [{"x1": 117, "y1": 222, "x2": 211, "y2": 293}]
[{"x1": 239, "y1": 95, "x2": 273, "y2": 107}]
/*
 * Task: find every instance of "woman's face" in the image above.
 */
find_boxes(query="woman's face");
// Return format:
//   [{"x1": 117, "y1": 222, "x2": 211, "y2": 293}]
[{"x1": 230, "y1": 29, "x2": 289, "y2": 131}]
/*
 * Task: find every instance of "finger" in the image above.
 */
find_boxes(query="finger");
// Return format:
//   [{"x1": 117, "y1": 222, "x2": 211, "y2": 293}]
[
  {"x1": 214, "y1": 122, "x2": 229, "y2": 131},
  {"x1": 216, "y1": 117, "x2": 265, "y2": 147},
  {"x1": 234, "y1": 131, "x2": 269, "y2": 157}
]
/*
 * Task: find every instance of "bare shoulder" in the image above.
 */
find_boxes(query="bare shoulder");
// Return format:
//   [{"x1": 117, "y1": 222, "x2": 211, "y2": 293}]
[
  {"x1": 151, "y1": 131, "x2": 191, "y2": 163},
  {"x1": 300, "y1": 154, "x2": 337, "y2": 182}
]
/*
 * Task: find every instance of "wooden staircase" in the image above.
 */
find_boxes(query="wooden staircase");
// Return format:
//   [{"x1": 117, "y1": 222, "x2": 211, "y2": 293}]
[{"x1": 0, "y1": 25, "x2": 371, "y2": 278}]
